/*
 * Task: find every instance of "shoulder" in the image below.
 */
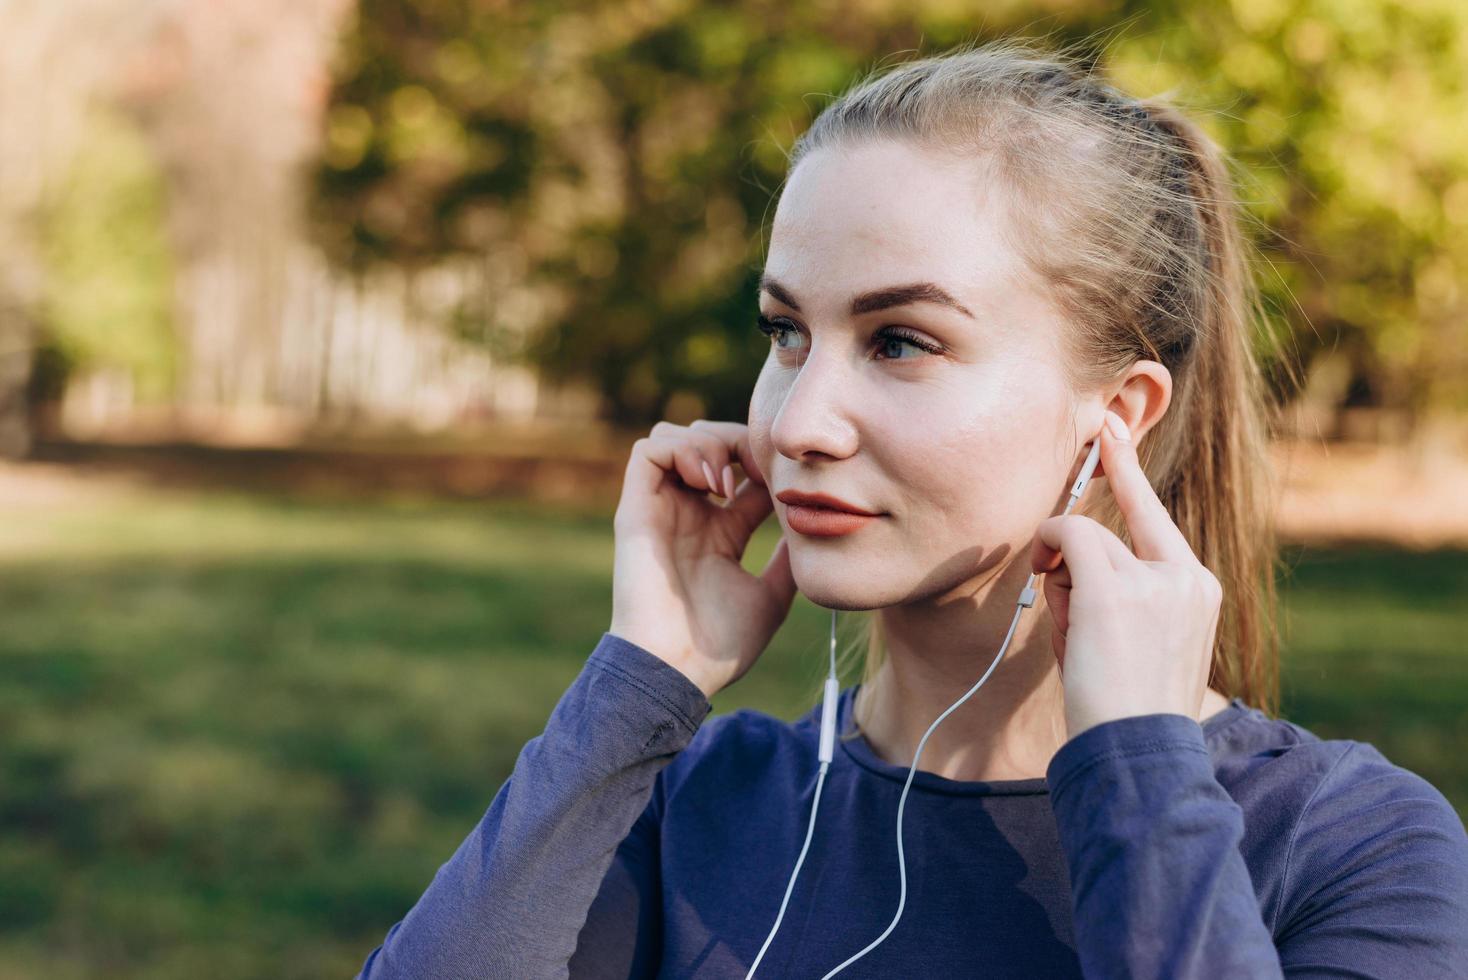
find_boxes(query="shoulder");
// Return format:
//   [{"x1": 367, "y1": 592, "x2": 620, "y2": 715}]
[
  {"x1": 1207, "y1": 702, "x2": 1465, "y2": 840},
  {"x1": 1207, "y1": 702, "x2": 1462, "y2": 834},
  {"x1": 1274, "y1": 733, "x2": 1466, "y2": 884},
  {"x1": 1209, "y1": 703, "x2": 1468, "y2": 935}
]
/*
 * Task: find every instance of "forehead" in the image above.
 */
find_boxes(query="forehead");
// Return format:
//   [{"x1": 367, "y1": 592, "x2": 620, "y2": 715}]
[{"x1": 764, "y1": 140, "x2": 1032, "y2": 318}]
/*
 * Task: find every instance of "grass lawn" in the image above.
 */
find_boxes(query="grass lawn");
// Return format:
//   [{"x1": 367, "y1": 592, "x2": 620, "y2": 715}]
[{"x1": 0, "y1": 488, "x2": 1463, "y2": 978}]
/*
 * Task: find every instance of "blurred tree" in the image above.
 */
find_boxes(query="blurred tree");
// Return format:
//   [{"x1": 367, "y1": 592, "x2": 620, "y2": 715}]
[
  {"x1": 1108, "y1": 0, "x2": 1468, "y2": 431},
  {"x1": 38, "y1": 107, "x2": 178, "y2": 405},
  {"x1": 0, "y1": 0, "x2": 170, "y2": 455},
  {"x1": 309, "y1": 1, "x2": 1118, "y2": 424},
  {"x1": 310, "y1": 0, "x2": 1468, "y2": 431}
]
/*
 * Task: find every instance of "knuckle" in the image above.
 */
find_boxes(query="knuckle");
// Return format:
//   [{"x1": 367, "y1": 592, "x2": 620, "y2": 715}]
[
  {"x1": 1180, "y1": 569, "x2": 1215, "y2": 604},
  {"x1": 1199, "y1": 568, "x2": 1223, "y2": 603},
  {"x1": 1063, "y1": 515, "x2": 1101, "y2": 542},
  {"x1": 650, "y1": 420, "x2": 679, "y2": 437}
]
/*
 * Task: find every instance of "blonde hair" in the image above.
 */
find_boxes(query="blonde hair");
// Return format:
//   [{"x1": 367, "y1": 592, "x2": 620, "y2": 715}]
[{"x1": 778, "y1": 38, "x2": 1293, "y2": 735}]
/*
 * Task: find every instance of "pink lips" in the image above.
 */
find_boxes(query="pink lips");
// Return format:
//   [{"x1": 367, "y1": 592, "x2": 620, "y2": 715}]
[{"x1": 774, "y1": 490, "x2": 883, "y2": 538}]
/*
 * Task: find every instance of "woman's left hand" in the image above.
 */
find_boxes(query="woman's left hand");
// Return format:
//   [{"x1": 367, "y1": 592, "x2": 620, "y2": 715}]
[{"x1": 1029, "y1": 409, "x2": 1224, "y2": 741}]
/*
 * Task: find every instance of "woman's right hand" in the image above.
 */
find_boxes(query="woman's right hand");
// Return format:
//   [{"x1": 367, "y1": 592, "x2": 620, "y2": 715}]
[{"x1": 609, "y1": 419, "x2": 797, "y2": 700}]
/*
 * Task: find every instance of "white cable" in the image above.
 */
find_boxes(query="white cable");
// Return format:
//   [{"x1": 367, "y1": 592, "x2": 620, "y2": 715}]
[
  {"x1": 744, "y1": 760, "x2": 829, "y2": 979},
  {"x1": 818, "y1": 598, "x2": 1026, "y2": 978},
  {"x1": 745, "y1": 609, "x2": 841, "y2": 979}
]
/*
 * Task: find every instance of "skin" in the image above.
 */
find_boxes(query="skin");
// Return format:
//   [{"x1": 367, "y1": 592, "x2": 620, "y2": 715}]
[{"x1": 609, "y1": 137, "x2": 1231, "y2": 783}]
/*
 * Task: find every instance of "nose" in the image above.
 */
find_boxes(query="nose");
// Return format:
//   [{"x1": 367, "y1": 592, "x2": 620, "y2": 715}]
[{"x1": 768, "y1": 341, "x2": 860, "y2": 463}]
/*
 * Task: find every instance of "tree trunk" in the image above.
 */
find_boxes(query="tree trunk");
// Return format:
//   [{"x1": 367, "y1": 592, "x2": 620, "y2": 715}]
[{"x1": 0, "y1": 305, "x2": 33, "y2": 458}]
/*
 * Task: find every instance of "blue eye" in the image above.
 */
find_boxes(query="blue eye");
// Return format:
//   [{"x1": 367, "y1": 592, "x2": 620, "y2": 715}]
[
  {"x1": 874, "y1": 330, "x2": 932, "y2": 360},
  {"x1": 755, "y1": 315, "x2": 805, "y2": 351},
  {"x1": 755, "y1": 315, "x2": 943, "y2": 360}
]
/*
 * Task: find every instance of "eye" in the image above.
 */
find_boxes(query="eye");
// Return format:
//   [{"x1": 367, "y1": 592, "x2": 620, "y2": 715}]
[
  {"x1": 755, "y1": 314, "x2": 807, "y2": 352},
  {"x1": 873, "y1": 326, "x2": 942, "y2": 360},
  {"x1": 755, "y1": 315, "x2": 944, "y2": 361}
]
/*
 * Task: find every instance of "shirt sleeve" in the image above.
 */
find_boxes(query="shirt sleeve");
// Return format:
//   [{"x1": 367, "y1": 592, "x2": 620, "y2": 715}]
[
  {"x1": 355, "y1": 632, "x2": 712, "y2": 980},
  {"x1": 1046, "y1": 713, "x2": 1468, "y2": 980},
  {"x1": 1046, "y1": 712, "x2": 1285, "y2": 978},
  {"x1": 567, "y1": 801, "x2": 665, "y2": 979}
]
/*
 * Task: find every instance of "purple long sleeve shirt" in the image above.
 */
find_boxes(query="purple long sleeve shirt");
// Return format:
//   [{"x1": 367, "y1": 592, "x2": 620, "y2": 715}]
[{"x1": 356, "y1": 632, "x2": 1468, "y2": 978}]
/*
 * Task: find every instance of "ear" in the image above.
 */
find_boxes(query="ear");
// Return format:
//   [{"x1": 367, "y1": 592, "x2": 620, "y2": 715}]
[
  {"x1": 1089, "y1": 360, "x2": 1171, "y2": 480},
  {"x1": 1105, "y1": 360, "x2": 1172, "y2": 446}
]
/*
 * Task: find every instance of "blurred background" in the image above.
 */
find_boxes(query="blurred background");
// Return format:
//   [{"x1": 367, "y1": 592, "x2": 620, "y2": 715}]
[{"x1": 1, "y1": 0, "x2": 1466, "y2": 975}]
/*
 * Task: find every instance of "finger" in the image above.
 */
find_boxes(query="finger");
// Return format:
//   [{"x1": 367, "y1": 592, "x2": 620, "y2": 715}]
[
  {"x1": 1032, "y1": 514, "x2": 1134, "y2": 575},
  {"x1": 1042, "y1": 560, "x2": 1071, "y2": 635},
  {"x1": 1032, "y1": 515, "x2": 1117, "y2": 591},
  {"x1": 688, "y1": 419, "x2": 767, "y2": 488},
  {"x1": 633, "y1": 425, "x2": 732, "y2": 497},
  {"x1": 628, "y1": 424, "x2": 725, "y2": 497},
  {"x1": 759, "y1": 535, "x2": 797, "y2": 610},
  {"x1": 1091, "y1": 520, "x2": 1141, "y2": 569},
  {"x1": 1096, "y1": 411, "x2": 1194, "y2": 564}
]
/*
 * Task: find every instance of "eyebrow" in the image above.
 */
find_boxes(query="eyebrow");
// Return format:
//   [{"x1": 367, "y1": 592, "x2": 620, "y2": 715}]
[{"x1": 758, "y1": 274, "x2": 976, "y2": 320}]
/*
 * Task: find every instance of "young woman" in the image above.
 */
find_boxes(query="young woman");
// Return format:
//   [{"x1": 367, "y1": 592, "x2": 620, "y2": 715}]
[{"x1": 357, "y1": 40, "x2": 1468, "y2": 978}]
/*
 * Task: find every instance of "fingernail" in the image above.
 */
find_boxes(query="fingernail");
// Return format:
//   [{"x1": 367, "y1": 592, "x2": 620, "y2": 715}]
[
  {"x1": 1105, "y1": 412, "x2": 1130, "y2": 441},
  {"x1": 701, "y1": 460, "x2": 721, "y2": 495},
  {"x1": 722, "y1": 464, "x2": 735, "y2": 500}
]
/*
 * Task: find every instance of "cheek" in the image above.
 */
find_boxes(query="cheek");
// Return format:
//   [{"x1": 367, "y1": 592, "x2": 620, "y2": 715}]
[
  {"x1": 938, "y1": 424, "x2": 1072, "y2": 536},
  {"x1": 870, "y1": 381, "x2": 1007, "y2": 496},
  {"x1": 894, "y1": 403, "x2": 1055, "y2": 532},
  {"x1": 746, "y1": 373, "x2": 780, "y2": 476},
  {"x1": 896, "y1": 429, "x2": 1005, "y2": 517}
]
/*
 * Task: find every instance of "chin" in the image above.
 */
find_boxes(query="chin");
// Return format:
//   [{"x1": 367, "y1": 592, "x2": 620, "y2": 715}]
[{"x1": 789, "y1": 563, "x2": 893, "y2": 612}]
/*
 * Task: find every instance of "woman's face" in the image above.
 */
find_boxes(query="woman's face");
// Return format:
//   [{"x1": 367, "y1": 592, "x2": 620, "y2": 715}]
[{"x1": 748, "y1": 138, "x2": 1092, "y2": 609}]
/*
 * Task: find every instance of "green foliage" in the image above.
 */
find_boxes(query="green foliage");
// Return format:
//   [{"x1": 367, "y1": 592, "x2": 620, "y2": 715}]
[
  {"x1": 1106, "y1": 0, "x2": 1468, "y2": 415},
  {"x1": 38, "y1": 107, "x2": 177, "y2": 400},
  {"x1": 308, "y1": 3, "x2": 1110, "y2": 423},
  {"x1": 311, "y1": 0, "x2": 1468, "y2": 426}
]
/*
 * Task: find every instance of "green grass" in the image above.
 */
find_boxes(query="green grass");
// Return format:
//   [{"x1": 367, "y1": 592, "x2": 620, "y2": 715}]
[{"x1": 0, "y1": 489, "x2": 1463, "y2": 977}]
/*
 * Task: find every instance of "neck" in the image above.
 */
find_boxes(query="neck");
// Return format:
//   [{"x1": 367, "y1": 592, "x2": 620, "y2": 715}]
[
  {"x1": 847, "y1": 551, "x2": 1065, "y2": 782},
  {"x1": 849, "y1": 553, "x2": 1231, "y2": 783}
]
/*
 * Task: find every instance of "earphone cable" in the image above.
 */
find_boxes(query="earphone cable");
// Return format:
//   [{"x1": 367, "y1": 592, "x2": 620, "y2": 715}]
[
  {"x1": 818, "y1": 597, "x2": 1027, "y2": 978},
  {"x1": 745, "y1": 608, "x2": 842, "y2": 979}
]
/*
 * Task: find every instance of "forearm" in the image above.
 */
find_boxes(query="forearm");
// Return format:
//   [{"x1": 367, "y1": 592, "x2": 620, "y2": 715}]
[
  {"x1": 1047, "y1": 713, "x2": 1282, "y2": 979},
  {"x1": 357, "y1": 632, "x2": 712, "y2": 980}
]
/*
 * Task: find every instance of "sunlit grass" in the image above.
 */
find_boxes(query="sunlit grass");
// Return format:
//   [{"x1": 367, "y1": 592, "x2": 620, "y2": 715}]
[{"x1": 0, "y1": 490, "x2": 1463, "y2": 978}]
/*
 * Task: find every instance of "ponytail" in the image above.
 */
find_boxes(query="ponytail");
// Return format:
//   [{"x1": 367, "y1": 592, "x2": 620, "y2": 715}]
[{"x1": 1128, "y1": 101, "x2": 1285, "y2": 715}]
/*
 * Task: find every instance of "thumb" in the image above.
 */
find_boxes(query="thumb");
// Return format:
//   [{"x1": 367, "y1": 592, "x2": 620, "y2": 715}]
[{"x1": 759, "y1": 535, "x2": 797, "y2": 611}]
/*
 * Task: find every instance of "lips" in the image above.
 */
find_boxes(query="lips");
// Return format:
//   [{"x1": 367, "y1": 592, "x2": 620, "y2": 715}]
[
  {"x1": 774, "y1": 489, "x2": 884, "y2": 538},
  {"x1": 773, "y1": 490, "x2": 880, "y2": 515}
]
